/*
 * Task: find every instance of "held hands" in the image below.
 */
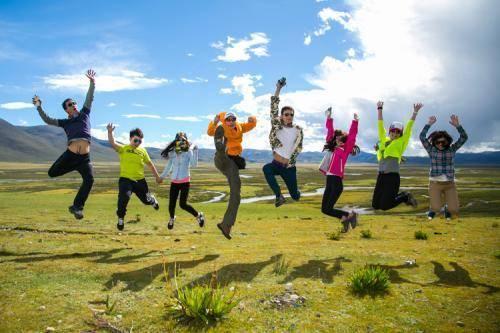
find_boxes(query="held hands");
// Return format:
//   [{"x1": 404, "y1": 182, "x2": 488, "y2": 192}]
[
  {"x1": 325, "y1": 107, "x2": 332, "y2": 119},
  {"x1": 413, "y1": 103, "x2": 424, "y2": 113},
  {"x1": 32, "y1": 95, "x2": 41, "y2": 107},
  {"x1": 86, "y1": 69, "x2": 96, "y2": 82},
  {"x1": 156, "y1": 176, "x2": 163, "y2": 184},
  {"x1": 106, "y1": 123, "x2": 115, "y2": 133},
  {"x1": 449, "y1": 114, "x2": 460, "y2": 127},
  {"x1": 354, "y1": 113, "x2": 359, "y2": 121},
  {"x1": 428, "y1": 116, "x2": 437, "y2": 125}
]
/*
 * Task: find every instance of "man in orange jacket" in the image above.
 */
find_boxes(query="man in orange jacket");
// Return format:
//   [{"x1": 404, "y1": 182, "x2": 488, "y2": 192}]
[{"x1": 207, "y1": 111, "x2": 257, "y2": 239}]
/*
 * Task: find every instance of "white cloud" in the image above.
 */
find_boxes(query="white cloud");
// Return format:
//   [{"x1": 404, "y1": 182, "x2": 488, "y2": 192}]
[
  {"x1": 219, "y1": 88, "x2": 233, "y2": 95},
  {"x1": 0, "y1": 102, "x2": 33, "y2": 110},
  {"x1": 91, "y1": 128, "x2": 108, "y2": 140},
  {"x1": 18, "y1": 119, "x2": 28, "y2": 126},
  {"x1": 217, "y1": 74, "x2": 228, "y2": 80},
  {"x1": 186, "y1": 53, "x2": 194, "y2": 57},
  {"x1": 97, "y1": 123, "x2": 119, "y2": 127},
  {"x1": 107, "y1": 102, "x2": 116, "y2": 107},
  {"x1": 305, "y1": 7, "x2": 356, "y2": 45},
  {"x1": 122, "y1": 114, "x2": 161, "y2": 119},
  {"x1": 180, "y1": 77, "x2": 208, "y2": 84},
  {"x1": 43, "y1": 70, "x2": 169, "y2": 92},
  {"x1": 165, "y1": 116, "x2": 202, "y2": 122},
  {"x1": 211, "y1": 32, "x2": 270, "y2": 62},
  {"x1": 304, "y1": 34, "x2": 312, "y2": 46},
  {"x1": 347, "y1": 48, "x2": 356, "y2": 57},
  {"x1": 132, "y1": 103, "x2": 147, "y2": 107}
]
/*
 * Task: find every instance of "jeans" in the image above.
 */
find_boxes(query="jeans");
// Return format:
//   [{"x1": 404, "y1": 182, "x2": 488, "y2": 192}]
[{"x1": 262, "y1": 160, "x2": 300, "y2": 200}]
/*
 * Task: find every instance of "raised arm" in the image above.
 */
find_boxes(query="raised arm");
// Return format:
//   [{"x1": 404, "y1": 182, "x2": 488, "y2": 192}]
[
  {"x1": 325, "y1": 107, "x2": 334, "y2": 141},
  {"x1": 82, "y1": 69, "x2": 96, "y2": 113},
  {"x1": 410, "y1": 102, "x2": 423, "y2": 121},
  {"x1": 106, "y1": 123, "x2": 123, "y2": 151},
  {"x1": 270, "y1": 78, "x2": 285, "y2": 130},
  {"x1": 241, "y1": 116, "x2": 257, "y2": 133},
  {"x1": 449, "y1": 115, "x2": 468, "y2": 152},
  {"x1": 401, "y1": 103, "x2": 423, "y2": 152},
  {"x1": 344, "y1": 113, "x2": 359, "y2": 154},
  {"x1": 420, "y1": 116, "x2": 435, "y2": 153},
  {"x1": 32, "y1": 95, "x2": 60, "y2": 127},
  {"x1": 377, "y1": 101, "x2": 386, "y2": 144},
  {"x1": 207, "y1": 114, "x2": 221, "y2": 136}
]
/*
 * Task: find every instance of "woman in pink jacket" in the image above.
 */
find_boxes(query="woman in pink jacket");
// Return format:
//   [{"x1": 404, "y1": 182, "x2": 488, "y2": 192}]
[{"x1": 319, "y1": 108, "x2": 360, "y2": 232}]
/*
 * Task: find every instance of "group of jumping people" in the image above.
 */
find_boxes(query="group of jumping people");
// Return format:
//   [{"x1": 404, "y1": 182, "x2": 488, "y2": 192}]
[{"x1": 32, "y1": 70, "x2": 468, "y2": 239}]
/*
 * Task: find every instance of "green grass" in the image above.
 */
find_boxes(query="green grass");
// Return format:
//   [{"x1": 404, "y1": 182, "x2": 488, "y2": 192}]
[
  {"x1": 360, "y1": 229, "x2": 373, "y2": 239},
  {"x1": 272, "y1": 255, "x2": 290, "y2": 275},
  {"x1": 349, "y1": 265, "x2": 390, "y2": 296},
  {"x1": 0, "y1": 163, "x2": 499, "y2": 332},
  {"x1": 415, "y1": 230, "x2": 428, "y2": 240}
]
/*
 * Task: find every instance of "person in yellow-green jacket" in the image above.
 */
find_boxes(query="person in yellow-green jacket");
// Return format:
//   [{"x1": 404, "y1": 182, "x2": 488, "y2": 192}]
[
  {"x1": 371, "y1": 101, "x2": 423, "y2": 211},
  {"x1": 107, "y1": 124, "x2": 161, "y2": 231}
]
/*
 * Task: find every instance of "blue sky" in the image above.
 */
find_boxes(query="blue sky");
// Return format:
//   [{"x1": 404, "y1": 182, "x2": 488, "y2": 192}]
[{"x1": 1, "y1": 0, "x2": 499, "y2": 153}]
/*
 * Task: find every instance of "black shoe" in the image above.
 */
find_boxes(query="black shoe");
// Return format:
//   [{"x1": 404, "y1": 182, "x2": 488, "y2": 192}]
[
  {"x1": 444, "y1": 205, "x2": 451, "y2": 220},
  {"x1": 406, "y1": 192, "x2": 418, "y2": 208},
  {"x1": 214, "y1": 126, "x2": 227, "y2": 153},
  {"x1": 349, "y1": 211, "x2": 358, "y2": 229},
  {"x1": 197, "y1": 212, "x2": 205, "y2": 227},
  {"x1": 117, "y1": 218, "x2": 124, "y2": 231},
  {"x1": 168, "y1": 217, "x2": 175, "y2": 230},
  {"x1": 217, "y1": 223, "x2": 232, "y2": 240},
  {"x1": 275, "y1": 195, "x2": 286, "y2": 207},
  {"x1": 427, "y1": 211, "x2": 436, "y2": 220},
  {"x1": 68, "y1": 206, "x2": 84, "y2": 220},
  {"x1": 341, "y1": 217, "x2": 350, "y2": 233}
]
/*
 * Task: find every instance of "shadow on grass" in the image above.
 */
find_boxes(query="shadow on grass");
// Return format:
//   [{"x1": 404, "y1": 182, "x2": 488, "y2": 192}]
[
  {"x1": 280, "y1": 256, "x2": 352, "y2": 284},
  {"x1": 186, "y1": 254, "x2": 282, "y2": 287},
  {"x1": 427, "y1": 261, "x2": 499, "y2": 294},
  {"x1": 376, "y1": 263, "x2": 423, "y2": 285},
  {"x1": 104, "y1": 254, "x2": 220, "y2": 292}
]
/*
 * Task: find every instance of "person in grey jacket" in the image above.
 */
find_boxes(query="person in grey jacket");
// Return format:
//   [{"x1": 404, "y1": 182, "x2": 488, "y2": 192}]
[{"x1": 159, "y1": 132, "x2": 204, "y2": 230}]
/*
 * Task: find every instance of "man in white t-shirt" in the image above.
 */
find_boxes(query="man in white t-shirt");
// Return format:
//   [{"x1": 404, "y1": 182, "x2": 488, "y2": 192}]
[{"x1": 263, "y1": 78, "x2": 304, "y2": 207}]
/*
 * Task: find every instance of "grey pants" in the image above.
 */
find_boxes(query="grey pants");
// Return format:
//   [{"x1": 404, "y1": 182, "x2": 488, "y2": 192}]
[{"x1": 214, "y1": 151, "x2": 241, "y2": 228}]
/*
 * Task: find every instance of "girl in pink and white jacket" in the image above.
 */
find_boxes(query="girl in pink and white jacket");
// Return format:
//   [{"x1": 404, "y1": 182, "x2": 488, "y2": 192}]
[{"x1": 319, "y1": 108, "x2": 360, "y2": 232}]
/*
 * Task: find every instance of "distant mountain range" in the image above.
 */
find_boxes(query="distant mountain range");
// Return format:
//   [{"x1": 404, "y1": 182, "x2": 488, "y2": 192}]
[{"x1": 1, "y1": 118, "x2": 499, "y2": 165}]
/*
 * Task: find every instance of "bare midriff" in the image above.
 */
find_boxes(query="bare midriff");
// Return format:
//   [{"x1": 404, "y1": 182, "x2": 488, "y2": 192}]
[
  {"x1": 273, "y1": 151, "x2": 289, "y2": 165},
  {"x1": 68, "y1": 140, "x2": 90, "y2": 154}
]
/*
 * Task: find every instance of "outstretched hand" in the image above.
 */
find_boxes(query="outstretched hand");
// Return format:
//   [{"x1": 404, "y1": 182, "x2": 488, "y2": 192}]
[
  {"x1": 213, "y1": 114, "x2": 220, "y2": 124},
  {"x1": 413, "y1": 103, "x2": 424, "y2": 113},
  {"x1": 106, "y1": 123, "x2": 115, "y2": 133},
  {"x1": 449, "y1": 114, "x2": 460, "y2": 127},
  {"x1": 247, "y1": 116, "x2": 256, "y2": 123},
  {"x1": 428, "y1": 116, "x2": 437, "y2": 125},
  {"x1": 377, "y1": 101, "x2": 384, "y2": 110},
  {"x1": 325, "y1": 107, "x2": 332, "y2": 118},
  {"x1": 86, "y1": 69, "x2": 96, "y2": 82},
  {"x1": 32, "y1": 95, "x2": 41, "y2": 107},
  {"x1": 354, "y1": 113, "x2": 359, "y2": 121}
]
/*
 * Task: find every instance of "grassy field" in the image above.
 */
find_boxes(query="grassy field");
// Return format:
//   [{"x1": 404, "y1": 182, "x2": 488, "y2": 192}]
[{"x1": 0, "y1": 162, "x2": 499, "y2": 332}]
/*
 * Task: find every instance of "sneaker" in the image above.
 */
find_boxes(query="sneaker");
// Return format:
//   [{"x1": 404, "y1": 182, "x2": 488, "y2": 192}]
[
  {"x1": 427, "y1": 211, "x2": 436, "y2": 220},
  {"x1": 406, "y1": 192, "x2": 418, "y2": 208},
  {"x1": 117, "y1": 218, "x2": 124, "y2": 231},
  {"x1": 275, "y1": 195, "x2": 286, "y2": 207},
  {"x1": 214, "y1": 126, "x2": 227, "y2": 153},
  {"x1": 168, "y1": 216, "x2": 175, "y2": 230},
  {"x1": 340, "y1": 216, "x2": 350, "y2": 233},
  {"x1": 68, "y1": 205, "x2": 84, "y2": 220},
  {"x1": 197, "y1": 212, "x2": 205, "y2": 228},
  {"x1": 349, "y1": 211, "x2": 358, "y2": 229},
  {"x1": 444, "y1": 205, "x2": 452, "y2": 220},
  {"x1": 217, "y1": 222, "x2": 232, "y2": 240},
  {"x1": 150, "y1": 194, "x2": 160, "y2": 210}
]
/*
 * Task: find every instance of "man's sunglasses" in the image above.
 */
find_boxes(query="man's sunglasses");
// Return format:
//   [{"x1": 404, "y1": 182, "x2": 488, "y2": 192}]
[
  {"x1": 133, "y1": 138, "x2": 142, "y2": 144},
  {"x1": 225, "y1": 117, "x2": 236, "y2": 122},
  {"x1": 283, "y1": 112, "x2": 294, "y2": 117},
  {"x1": 66, "y1": 102, "x2": 77, "y2": 108}
]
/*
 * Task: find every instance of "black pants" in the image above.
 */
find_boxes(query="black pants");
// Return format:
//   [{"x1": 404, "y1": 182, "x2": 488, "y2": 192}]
[
  {"x1": 169, "y1": 182, "x2": 198, "y2": 218},
  {"x1": 117, "y1": 177, "x2": 155, "y2": 218},
  {"x1": 48, "y1": 149, "x2": 94, "y2": 210},
  {"x1": 372, "y1": 172, "x2": 409, "y2": 211},
  {"x1": 321, "y1": 175, "x2": 349, "y2": 219}
]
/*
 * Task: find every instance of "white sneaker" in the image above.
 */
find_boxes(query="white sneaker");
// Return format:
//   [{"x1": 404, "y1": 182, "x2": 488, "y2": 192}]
[
  {"x1": 117, "y1": 218, "x2": 124, "y2": 231},
  {"x1": 168, "y1": 216, "x2": 175, "y2": 230},
  {"x1": 197, "y1": 212, "x2": 205, "y2": 227}
]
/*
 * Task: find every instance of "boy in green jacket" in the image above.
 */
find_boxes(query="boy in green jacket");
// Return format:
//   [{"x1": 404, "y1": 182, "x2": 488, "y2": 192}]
[{"x1": 372, "y1": 101, "x2": 423, "y2": 210}]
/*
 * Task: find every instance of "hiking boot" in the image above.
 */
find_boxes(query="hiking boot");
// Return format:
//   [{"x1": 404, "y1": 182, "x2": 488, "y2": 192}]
[
  {"x1": 168, "y1": 216, "x2": 175, "y2": 230},
  {"x1": 217, "y1": 223, "x2": 232, "y2": 240},
  {"x1": 117, "y1": 218, "x2": 124, "y2": 231},
  {"x1": 68, "y1": 205, "x2": 84, "y2": 220},
  {"x1": 214, "y1": 126, "x2": 227, "y2": 153},
  {"x1": 406, "y1": 192, "x2": 418, "y2": 208},
  {"x1": 150, "y1": 194, "x2": 160, "y2": 210},
  {"x1": 427, "y1": 211, "x2": 436, "y2": 220},
  {"x1": 349, "y1": 211, "x2": 359, "y2": 229},
  {"x1": 275, "y1": 194, "x2": 286, "y2": 207},
  {"x1": 444, "y1": 205, "x2": 452, "y2": 220},
  {"x1": 197, "y1": 212, "x2": 205, "y2": 227}
]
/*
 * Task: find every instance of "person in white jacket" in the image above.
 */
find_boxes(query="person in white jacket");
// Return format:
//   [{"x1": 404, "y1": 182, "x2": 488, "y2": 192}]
[{"x1": 159, "y1": 132, "x2": 204, "y2": 230}]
